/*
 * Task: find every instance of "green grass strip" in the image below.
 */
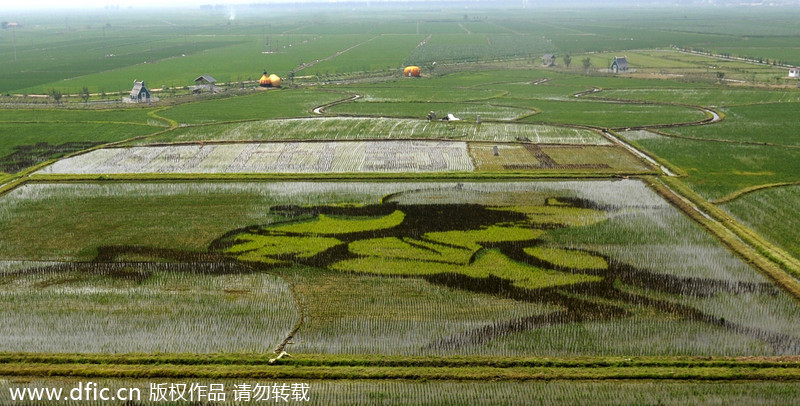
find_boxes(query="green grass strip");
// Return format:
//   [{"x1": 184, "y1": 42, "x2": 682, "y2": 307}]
[
  {"x1": 712, "y1": 181, "x2": 800, "y2": 205},
  {"x1": 2, "y1": 353, "x2": 799, "y2": 368},
  {"x1": 147, "y1": 107, "x2": 179, "y2": 129},
  {"x1": 0, "y1": 353, "x2": 798, "y2": 381},
  {"x1": 25, "y1": 171, "x2": 646, "y2": 183}
]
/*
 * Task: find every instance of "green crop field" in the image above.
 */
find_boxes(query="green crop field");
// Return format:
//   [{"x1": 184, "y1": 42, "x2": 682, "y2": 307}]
[
  {"x1": 131, "y1": 117, "x2": 610, "y2": 144},
  {"x1": 722, "y1": 185, "x2": 800, "y2": 260},
  {"x1": 2, "y1": 3, "x2": 800, "y2": 404}
]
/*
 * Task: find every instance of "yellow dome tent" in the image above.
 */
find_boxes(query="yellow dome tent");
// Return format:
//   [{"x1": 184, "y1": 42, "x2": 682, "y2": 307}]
[
  {"x1": 259, "y1": 71, "x2": 271, "y2": 87},
  {"x1": 404, "y1": 66, "x2": 421, "y2": 77},
  {"x1": 268, "y1": 74, "x2": 281, "y2": 88}
]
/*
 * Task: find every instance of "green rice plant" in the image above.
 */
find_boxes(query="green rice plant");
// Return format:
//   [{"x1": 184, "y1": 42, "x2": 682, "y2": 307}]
[
  {"x1": 524, "y1": 246, "x2": 608, "y2": 270},
  {"x1": 596, "y1": 87, "x2": 800, "y2": 107},
  {"x1": 542, "y1": 146, "x2": 653, "y2": 172},
  {"x1": 333, "y1": 249, "x2": 602, "y2": 290},
  {"x1": 305, "y1": 34, "x2": 426, "y2": 75},
  {"x1": 229, "y1": 234, "x2": 342, "y2": 264},
  {"x1": 623, "y1": 283, "x2": 800, "y2": 338},
  {"x1": 158, "y1": 89, "x2": 344, "y2": 125},
  {"x1": 721, "y1": 185, "x2": 800, "y2": 260},
  {"x1": 424, "y1": 226, "x2": 544, "y2": 250},
  {"x1": 518, "y1": 99, "x2": 708, "y2": 128},
  {"x1": 329, "y1": 86, "x2": 506, "y2": 103},
  {"x1": 480, "y1": 317, "x2": 775, "y2": 357},
  {"x1": 0, "y1": 182, "x2": 305, "y2": 261},
  {"x1": 0, "y1": 268, "x2": 298, "y2": 353},
  {"x1": 491, "y1": 204, "x2": 608, "y2": 227},
  {"x1": 137, "y1": 117, "x2": 608, "y2": 145},
  {"x1": 405, "y1": 33, "x2": 555, "y2": 65},
  {"x1": 632, "y1": 136, "x2": 800, "y2": 201},
  {"x1": 268, "y1": 210, "x2": 405, "y2": 235},
  {"x1": 347, "y1": 237, "x2": 473, "y2": 264},
  {"x1": 0, "y1": 108, "x2": 157, "y2": 125},
  {"x1": 0, "y1": 123, "x2": 160, "y2": 173},
  {"x1": 663, "y1": 103, "x2": 800, "y2": 146},
  {"x1": 288, "y1": 268, "x2": 561, "y2": 355},
  {"x1": 325, "y1": 100, "x2": 533, "y2": 121}
]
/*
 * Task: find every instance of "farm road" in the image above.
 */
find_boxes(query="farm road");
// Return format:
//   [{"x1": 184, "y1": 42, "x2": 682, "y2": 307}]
[
  {"x1": 573, "y1": 87, "x2": 723, "y2": 129},
  {"x1": 312, "y1": 94, "x2": 361, "y2": 115},
  {"x1": 602, "y1": 129, "x2": 675, "y2": 176}
]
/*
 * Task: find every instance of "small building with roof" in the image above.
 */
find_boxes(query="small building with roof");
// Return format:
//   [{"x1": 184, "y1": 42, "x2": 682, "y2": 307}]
[
  {"x1": 542, "y1": 54, "x2": 556, "y2": 67},
  {"x1": 789, "y1": 68, "x2": 799, "y2": 78},
  {"x1": 125, "y1": 80, "x2": 155, "y2": 103},
  {"x1": 610, "y1": 56, "x2": 629, "y2": 74},
  {"x1": 191, "y1": 75, "x2": 219, "y2": 93}
]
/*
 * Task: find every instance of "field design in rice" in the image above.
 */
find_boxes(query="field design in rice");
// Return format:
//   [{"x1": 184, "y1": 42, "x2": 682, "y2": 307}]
[
  {"x1": 6, "y1": 181, "x2": 796, "y2": 357},
  {"x1": 210, "y1": 185, "x2": 799, "y2": 354}
]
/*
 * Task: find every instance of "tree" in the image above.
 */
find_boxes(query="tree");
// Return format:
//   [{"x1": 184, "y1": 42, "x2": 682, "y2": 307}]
[
  {"x1": 1, "y1": 22, "x2": 8, "y2": 30},
  {"x1": 49, "y1": 89, "x2": 63, "y2": 104},
  {"x1": 563, "y1": 54, "x2": 572, "y2": 68},
  {"x1": 582, "y1": 57, "x2": 592, "y2": 72},
  {"x1": 80, "y1": 86, "x2": 90, "y2": 103}
]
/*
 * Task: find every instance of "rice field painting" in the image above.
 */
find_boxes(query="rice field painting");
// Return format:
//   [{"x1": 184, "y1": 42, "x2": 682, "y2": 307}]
[
  {"x1": 4, "y1": 180, "x2": 798, "y2": 357},
  {"x1": 4, "y1": 5, "x2": 800, "y2": 401}
]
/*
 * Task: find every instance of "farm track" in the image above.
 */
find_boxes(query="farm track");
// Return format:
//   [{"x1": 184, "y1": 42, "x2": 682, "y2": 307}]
[
  {"x1": 312, "y1": 94, "x2": 361, "y2": 115},
  {"x1": 601, "y1": 129, "x2": 675, "y2": 176},
  {"x1": 573, "y1": 88, "x2": 723, "y2": 130}
]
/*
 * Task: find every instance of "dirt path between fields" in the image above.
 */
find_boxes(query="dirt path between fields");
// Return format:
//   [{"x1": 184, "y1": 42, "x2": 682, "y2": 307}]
[{"x1": 312, "y1": 94, "x2": 361, "y2": 114}]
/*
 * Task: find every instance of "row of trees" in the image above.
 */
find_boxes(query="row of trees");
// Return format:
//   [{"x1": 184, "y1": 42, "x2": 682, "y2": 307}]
[
  {"x1": 680, "y1": 46, "x2": 795, "y2": 68},
  {"x1": 47, "y1": 87, "x2": 91, "y2": 104},
  {"x1": 560, "y1": 54, "x2": 593, "y2": 71}
]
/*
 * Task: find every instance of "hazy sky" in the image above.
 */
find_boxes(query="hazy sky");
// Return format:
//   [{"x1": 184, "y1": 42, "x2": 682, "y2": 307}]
[{"x1": 6, "y1": 0, "x2": 222, "y2": 10}]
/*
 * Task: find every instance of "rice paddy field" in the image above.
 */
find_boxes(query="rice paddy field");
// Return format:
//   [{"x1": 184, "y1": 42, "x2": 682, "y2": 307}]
[
  {"x1": 1, "y1": 180, "x2": 799, "y2": 358},
  {"x1": 35, "y1": 139, "x2": 650, "y2": 175},
  {"x1": 137, "y1": 117, "x2": 611, "y2": 144},
  {"x1": 721, "y1": 185, "x2": 800, "y2": 260},
  {"x1": 2, "y1": 3, "x2": 800, "y2": 404}
]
